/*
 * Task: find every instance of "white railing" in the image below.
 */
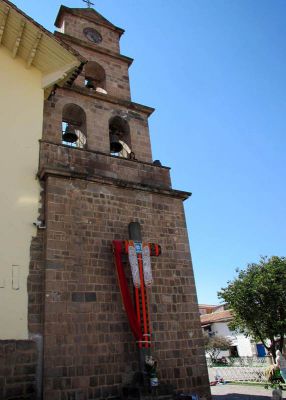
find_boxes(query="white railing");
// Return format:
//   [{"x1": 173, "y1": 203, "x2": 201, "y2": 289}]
[
  {"x1": 208, "y1": 356, "x2": 273, "y2": 382},
  {"x1": 208, "y1": 366, "x2": 266, "y2": 382},
  {"x1": 207, "y1": 356, "x2": 271, "y2": 368}
]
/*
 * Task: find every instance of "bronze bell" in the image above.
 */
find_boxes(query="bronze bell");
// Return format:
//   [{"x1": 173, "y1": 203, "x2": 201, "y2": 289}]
[
  {"x1": 110, "y1": 133, "x2": 123, "y2": 153},
  {"x1": 86, "y1": 79, "x2": 95, "y2": 89},
  {"x1": 62, "y1": 125, "x2": 78, "y2": 143}
]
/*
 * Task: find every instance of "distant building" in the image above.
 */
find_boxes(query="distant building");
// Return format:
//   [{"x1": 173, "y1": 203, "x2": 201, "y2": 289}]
[{"x1": 199, "y1": 304, "x2": 267, "y2": 358}]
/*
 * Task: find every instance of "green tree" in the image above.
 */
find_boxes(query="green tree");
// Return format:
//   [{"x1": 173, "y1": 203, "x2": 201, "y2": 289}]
[
  {"x1": 204, "y1": 334, "x2": 231, "y2": 363},
  {"x1": 218, "y1": 256, "x2": 286, "y2": 361}
]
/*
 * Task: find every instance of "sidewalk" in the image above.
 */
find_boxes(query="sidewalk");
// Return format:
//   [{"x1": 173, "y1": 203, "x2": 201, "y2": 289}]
[{"x1": 211, "y1": 383, "x2": 277, "y2": 399}]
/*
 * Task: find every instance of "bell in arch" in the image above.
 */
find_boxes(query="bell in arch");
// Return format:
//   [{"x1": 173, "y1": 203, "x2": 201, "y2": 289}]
[
  {"x1": 110, "y1": 130, "x2": 123, "y2": 153},
  {"x1": 62, "y1": 125, "x2": 78, "y2": 143},
  {"x1": 86, "y1": 79, "x2": 95, "y2": 89}
]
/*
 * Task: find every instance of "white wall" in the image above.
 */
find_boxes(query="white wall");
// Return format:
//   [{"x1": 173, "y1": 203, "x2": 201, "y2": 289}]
[
  {"x1": 0, "y1": 47, "x2": 42, "y2": 339},
  {"x1": 236, "y1": 334, "x2": 255, "y2": 357},
  {"x1": 210, "y1": 322, "x2": 255, "y2": 357},
  {"x1": 212, "y1": 322, "x2": 233, "y2": 337}
]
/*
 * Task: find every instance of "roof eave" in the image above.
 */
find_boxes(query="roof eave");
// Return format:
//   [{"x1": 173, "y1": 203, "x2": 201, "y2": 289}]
[{"x1": 0, "y1": 0, "x2": 86, "y2": 95}]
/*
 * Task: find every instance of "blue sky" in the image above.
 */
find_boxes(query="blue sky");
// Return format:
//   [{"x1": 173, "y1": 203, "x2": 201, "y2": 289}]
[{"x1": 13, "y1": 0, "x2": 286, "y2": 304}]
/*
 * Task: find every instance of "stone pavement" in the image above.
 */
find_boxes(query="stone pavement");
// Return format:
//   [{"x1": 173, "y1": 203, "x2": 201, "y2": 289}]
[{"x1": 211, "y1": 383, "x2": 279, "y2": 399}]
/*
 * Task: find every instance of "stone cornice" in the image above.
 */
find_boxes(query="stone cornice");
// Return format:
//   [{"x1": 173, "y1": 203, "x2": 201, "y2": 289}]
[
  {"x1": 38, "y1": 167, "x2": 191, "y2": 201},
  {"x1": 61, "y1": 85, "x2": 155, "y2": 116}
]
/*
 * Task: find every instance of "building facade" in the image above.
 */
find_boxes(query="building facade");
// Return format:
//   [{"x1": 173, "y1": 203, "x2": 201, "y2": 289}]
[
  {"x1": 0, "y1": 1, "x2": 84, "y2": 399},
  {"x1": 0, "y1": 2, "x2": 211, "y2": 399},
  {"x1": 200, "y1": 305, "x2": 266, "y2": 359}
]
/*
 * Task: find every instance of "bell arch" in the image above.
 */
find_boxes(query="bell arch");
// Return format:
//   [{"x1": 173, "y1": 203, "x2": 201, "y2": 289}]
[
  {"x1": 62, "y1": 103, "x2": 87, "y2": 148},
  {"x1": 85, "y1": 61, "x2": 106, "y2": 92},
  {"x1": 109, "y1": 116, "x2": 131, "y2": 158}
]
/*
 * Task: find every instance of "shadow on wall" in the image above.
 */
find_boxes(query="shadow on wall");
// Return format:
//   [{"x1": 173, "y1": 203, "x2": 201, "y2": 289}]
[{"x1": 212, "y1": 395, "x2": 270, "y2": 399}]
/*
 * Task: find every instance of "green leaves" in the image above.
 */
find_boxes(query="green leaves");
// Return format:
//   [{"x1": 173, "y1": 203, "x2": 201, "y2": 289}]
[
  {"x1": 218, "y1": 256, "x2": 286, "y2": 359},
  {"x1": 204, "y1": 334, "x2": 232, "y2": 363}
]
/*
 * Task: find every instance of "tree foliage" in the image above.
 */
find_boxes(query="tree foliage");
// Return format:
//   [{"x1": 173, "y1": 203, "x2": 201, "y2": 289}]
[
  {"x1": 204, "y1": 334, "x2": 231, "y2": 363},
  {"x1": 218, "y1": 256, "x2": 286, "y2": 361}
]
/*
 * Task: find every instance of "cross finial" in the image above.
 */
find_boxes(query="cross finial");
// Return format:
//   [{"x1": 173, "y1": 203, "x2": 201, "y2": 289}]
[{"x1": 82, "y1": 0, "x2": 94, "y2": 8}]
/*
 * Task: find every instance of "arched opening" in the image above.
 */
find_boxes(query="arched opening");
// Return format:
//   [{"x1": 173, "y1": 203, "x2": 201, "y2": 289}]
[
  {"x1": 109, "y1": 116, "x2": 131, "y2": 158},
  {"x1": 85, "y1": 61, "x2": 107, "y2": 93},
  {"x1": 62, "y1": 104, "x2": 87, "y2": 148}
]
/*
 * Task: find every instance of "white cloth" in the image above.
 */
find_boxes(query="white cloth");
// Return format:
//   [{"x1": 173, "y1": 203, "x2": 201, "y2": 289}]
[
  {"x1": 128, "y1": 244, "x2": 140, "y2": 288},
  {"x1": 142, "y1": 244, "x2": 153, "y2": 287}
]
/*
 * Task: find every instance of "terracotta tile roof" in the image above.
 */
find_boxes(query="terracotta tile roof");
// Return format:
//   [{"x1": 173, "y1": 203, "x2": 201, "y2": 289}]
[{"x1": 200, "y1": 309, "x2": 233, "y2": 325}]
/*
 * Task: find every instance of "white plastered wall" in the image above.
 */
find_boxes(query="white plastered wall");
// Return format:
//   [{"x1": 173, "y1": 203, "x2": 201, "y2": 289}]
[
  {"x1": 0, "y1": 47, "x2": 42, "y2": 339},
  {"x1": 210, "y1": 321, "x2": 255, "y2": 357}
]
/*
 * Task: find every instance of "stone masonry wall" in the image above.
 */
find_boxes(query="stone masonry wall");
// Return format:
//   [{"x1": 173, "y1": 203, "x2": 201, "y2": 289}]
[
  {"x1": 43, "y1": 89, "x2": 153, "y2": 163},
  {"x1": 28, "y1": 229, "x2": 45, "y2": 335},
  {"x1": 60, "y1": 12, "x2": 121, "y2": 54},
  {"x1": 39, "y1": 141, "x2": 171, "y2": 190},
  {"x1": 42, "y1": 174, "x2": 210, "y2": 400},
  {"x1": 64, "y1": 39, "x2": 131, "y2": 101},
  {"x1": 0, "y1": 340, "x2": 37, "y2": 400}
]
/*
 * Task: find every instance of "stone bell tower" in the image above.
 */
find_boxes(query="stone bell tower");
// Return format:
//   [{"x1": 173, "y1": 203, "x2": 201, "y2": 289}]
[{"x1": 39, "y1": 5, "x2": 211, "y2": 400}]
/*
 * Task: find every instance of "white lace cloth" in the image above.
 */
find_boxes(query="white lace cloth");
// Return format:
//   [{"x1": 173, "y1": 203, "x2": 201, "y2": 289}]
[
  {"x1": 142, "y1": 244, "x2": 153, "y2": 287},
  {"x1": 128, "y1": 244, "x2": 140, "y2": 288},
  {"x1": 128, "y1": 242, "x2": 153, "y2": 288}
]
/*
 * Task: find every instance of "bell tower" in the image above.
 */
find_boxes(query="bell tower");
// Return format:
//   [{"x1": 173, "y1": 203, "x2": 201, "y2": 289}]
[
  {"x1": 42, "y1": 5, "x2": 153, "y2": 162},
  {"x1": 39, "y1": 5, "x2": 211, "y2": 400}
]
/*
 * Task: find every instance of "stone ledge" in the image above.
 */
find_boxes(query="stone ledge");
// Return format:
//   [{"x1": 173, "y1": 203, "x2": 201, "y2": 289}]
[
  {"x1": 39, "y1": 166, "x2": 191, "y2": 201},
  {"x1": 62, "y1": 85, "x2": 155, "y2": 116},
  {"x1": 39, "y1": 140, "x2": 170, "y2": 170},
  {"x1": 39, "y1": 141, "x2": 174, "y2": 193}
]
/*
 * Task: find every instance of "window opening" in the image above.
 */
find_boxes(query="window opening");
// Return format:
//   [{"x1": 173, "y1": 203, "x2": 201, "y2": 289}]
[
  {"x1": 62, "y1": 122, "x2": 86, "y2": 148},
  {"x1": 85, "y1": 61, "x2": 107, "y2": 93},
  {"x1": 109, "y1": 116, "x2": 131, "y2": 159},
  {"x1": 62, "y1": 104, "x2": 87, "y2": 149},
  {"x1": 111, "y1": 140, "x2": 132, "y2": 158}
]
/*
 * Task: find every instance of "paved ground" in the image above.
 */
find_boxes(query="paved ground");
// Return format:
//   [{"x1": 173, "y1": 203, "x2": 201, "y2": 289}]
[{"x1": 211, "y1": 383, "x2": 281, "y2": 399}]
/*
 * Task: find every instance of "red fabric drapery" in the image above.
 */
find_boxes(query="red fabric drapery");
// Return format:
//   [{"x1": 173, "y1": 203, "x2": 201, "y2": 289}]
[{"x1": 112, "y1": 240, "x2": 143, "y2": 342}]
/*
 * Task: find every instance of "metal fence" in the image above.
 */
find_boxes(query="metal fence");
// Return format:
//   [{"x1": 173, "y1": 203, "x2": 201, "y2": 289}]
[
  {"x1": 207, "y1": 356, "x2": 271, "y2": 368},
  {"x1": 207, "y1": 356, "x2": 273, "y2": 383}
]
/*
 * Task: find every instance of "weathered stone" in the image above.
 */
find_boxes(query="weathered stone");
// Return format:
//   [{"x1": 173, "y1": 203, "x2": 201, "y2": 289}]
[
  {"x1": 0, "y1": 340, "x2": 37, "y2": 400},
  {"x1": 6, "y1": 4, "x2": 213, "y2": 400}
]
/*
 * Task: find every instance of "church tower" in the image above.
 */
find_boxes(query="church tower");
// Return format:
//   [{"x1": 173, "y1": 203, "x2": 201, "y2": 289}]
[{"x1": 38, "y1": 5, "x2": 211, "y2": 400}]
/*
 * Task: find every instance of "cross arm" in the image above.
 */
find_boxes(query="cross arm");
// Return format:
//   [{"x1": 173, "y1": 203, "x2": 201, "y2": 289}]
[{"x1": 116, "y1": 240, "x2": 161, "y2": 257}]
